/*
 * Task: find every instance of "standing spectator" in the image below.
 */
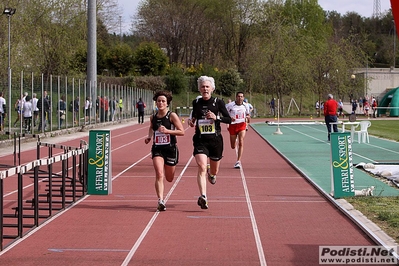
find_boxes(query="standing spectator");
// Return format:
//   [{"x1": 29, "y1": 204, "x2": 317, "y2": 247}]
[
  {"x1": 315, "y1": 101, "x2": 320, "y2": 115},
  {"x1": 351, "y1": 100, "x2": 358, "y2": 114},
  {"x1": 363, "y1": 100, "x2": 370, "y2": 117},
  {"x1": 84, "y1": 96, "x2": 91, "y2": 124},
  {"x1": 44, "y1": 92, "x2": 51, "y2": 124},
  {"x1": 270, "y1": 98, "x2": 275, "y2": 117},
  {"x1": 32, "y1": 93, "x2": 39, "y2": 127},
  {"x1": 118, "y1": 97, "x2": 123, "y2": 120},
  {"x1": 57, "y1": 95, "x2": 66, "y2": 128},
  {"x1": 358, "y1": 97, "x2": 363, "y2": 112},
  {"x1": 109, "y1": 96, "x2": 116, "y2": 121},
  {"x1": 337, "y1": 99, "x2": 344, "y2": 118},
  {"x1": 226, "y1": 92, "x2": 251, "y2": 169},
  {"x1": 136, "y1": 97, "x2": 146, "y2": 124},
  {"x1": 96, "y1": 96, "x2": 100, "y2": 121},
  {"x1": 13, "y1": 95, "x2": 23, "y2": 127},
  {"x1": 324, "y1": 94, "x2": 339, "y2": 141},
  {"x1": 0, "y1": 92, "x2": 6, "y2": 132},
  {"x1": 37, "y1": 91, "x2": 50, "y2": 131},
  {"x1": 144, "y1": 90, "x2": 184, "y2": 211},
  {"x1": 73, "y1": 96, "x2": 80, "y2": 125},
  {"x1": 23, "y1": 95, "x2": 33, "y2": 133},
  {"x1": 188, "y1": 76, "x2": 231, "y2": 209},
  {"x1": 372, "y1": 97, "x2": 378, "y2": 118},
  {"x1": 99, "y1": 95, "x2": 105, "y2": 122},
  {"x1": 104, "y1": 96, "x2": 109, "y2": 122}
]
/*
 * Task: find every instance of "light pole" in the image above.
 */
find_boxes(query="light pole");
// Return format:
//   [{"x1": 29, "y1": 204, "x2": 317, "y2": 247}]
[{"x1": 3, "y1": 7, "x2": 16, "y2": 134}]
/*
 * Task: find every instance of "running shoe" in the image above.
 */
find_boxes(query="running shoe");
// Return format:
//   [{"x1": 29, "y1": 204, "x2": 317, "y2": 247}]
[
  {"x1": 234, "y1": 161, "x2": 241, "y2": 169},
  {"x1": 157, "y1": 199, "x2": 166, "y2": 211},
  {"x1": 207, "y1": 169, "x2": 216, "y2": 185},
  {"x1": 197, "y1": 195, "x2": 208, "y2": 209}
]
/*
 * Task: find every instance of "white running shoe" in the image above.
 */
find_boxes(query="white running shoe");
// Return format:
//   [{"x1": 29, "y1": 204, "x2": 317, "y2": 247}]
[
  {"x1": 157, "y1": 199, "x2": 166, "y2": 211},
  {"x1": 234, "y1": 161, "x2": 241, "y2": 169}
]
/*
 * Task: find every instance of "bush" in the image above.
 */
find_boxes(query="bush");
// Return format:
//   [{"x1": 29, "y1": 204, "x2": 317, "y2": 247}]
[
  {"x1": 165, "y1": 65, "x2": 188, "y2": 94},
  {"x1": 217, "y1": 68, "x2": 243, "y2": 97}
]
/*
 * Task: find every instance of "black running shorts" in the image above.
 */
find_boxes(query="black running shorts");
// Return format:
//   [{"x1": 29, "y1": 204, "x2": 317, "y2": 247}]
[
  {"x1": 193, "y1": 134, "x2": 224, "y2": 161},
  {"x1": 151, "y1": 145, "x2": 179, "y2": 166}
]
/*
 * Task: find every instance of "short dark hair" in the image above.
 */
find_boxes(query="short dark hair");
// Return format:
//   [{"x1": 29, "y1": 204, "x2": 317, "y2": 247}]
[{"x1": 153, "y1": 90, "x2": 173, "y2": 105}]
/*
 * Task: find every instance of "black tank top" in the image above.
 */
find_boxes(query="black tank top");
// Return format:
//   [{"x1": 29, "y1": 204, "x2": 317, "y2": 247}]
[{"x1": 151, "y1": 111, "x2": 177, "y2": 145}]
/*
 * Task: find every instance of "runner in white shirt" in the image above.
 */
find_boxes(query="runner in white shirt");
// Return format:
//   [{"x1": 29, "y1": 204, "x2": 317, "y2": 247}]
[{"x1": 225, "y1": 91, "x2": 250, "y2": 169}]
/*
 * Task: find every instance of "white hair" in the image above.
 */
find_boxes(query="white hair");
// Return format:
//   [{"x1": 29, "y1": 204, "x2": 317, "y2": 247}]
[
  {"x1": 197, "y1": 76, "x2": 215, "y2": 91},
  {"x1": 328, "y1": 94, "x2": 333, "y2": 99}
]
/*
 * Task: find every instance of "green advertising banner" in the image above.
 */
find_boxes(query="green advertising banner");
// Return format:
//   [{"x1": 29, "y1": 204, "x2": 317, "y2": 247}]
[
  {"x1": 87, "y1": 130, "x2": 112, "y2": 195},
  {"x1": 330, "y1": 132, "x2": 355, "y2": 198}
]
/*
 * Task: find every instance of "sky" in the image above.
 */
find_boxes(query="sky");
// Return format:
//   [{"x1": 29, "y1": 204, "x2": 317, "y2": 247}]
[{"x1": 116, "y1": 0, "x2": 393, "y2": 34}]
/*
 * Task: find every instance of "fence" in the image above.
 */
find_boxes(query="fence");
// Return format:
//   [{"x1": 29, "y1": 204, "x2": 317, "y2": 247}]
[
  {"x1": 0, "y1": 134, "x2": 89, "y2": 251},
  {"x1": 1, "y1": 71, "x2": 154, "y2": 137}
]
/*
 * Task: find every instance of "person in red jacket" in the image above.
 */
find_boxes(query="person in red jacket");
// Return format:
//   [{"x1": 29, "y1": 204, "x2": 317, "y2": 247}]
[{"x1": 324, "y1": 94, "x2": 339, "y2": 141}]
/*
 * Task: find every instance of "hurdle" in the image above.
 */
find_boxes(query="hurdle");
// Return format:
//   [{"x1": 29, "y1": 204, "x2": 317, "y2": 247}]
[
  {"x1": 0, "y1": 132, "x2": 40, "y2": 169},
  {"x1": 175, "y1": 106, "x2": 193, "y2": 117},
  {"x1": 0, "y1": 138, "x2": 89, "y2": 251}
]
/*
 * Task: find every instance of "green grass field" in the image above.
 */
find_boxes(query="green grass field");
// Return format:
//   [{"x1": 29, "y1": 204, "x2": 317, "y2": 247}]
[{"x1": 346, "y1": 119, "x2": 399, "y2": 243}]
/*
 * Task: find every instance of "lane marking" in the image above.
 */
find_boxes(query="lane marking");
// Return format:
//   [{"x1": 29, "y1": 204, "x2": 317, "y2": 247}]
[
  {"x1": 236, "y1": 148, "x2": 267, "y2": 265},
  {"x1": 1, "y1": 125, "x2": 194, "y2": 257},
  {"x1": 120, "y1": 156, "x2": 194, "y2": 266},
  {"x1": 48, "y1": 248, "x2": 130, "y2": 253},
  {"x1": 187, "y1": 216, "x2": 250, "y2": 219}
]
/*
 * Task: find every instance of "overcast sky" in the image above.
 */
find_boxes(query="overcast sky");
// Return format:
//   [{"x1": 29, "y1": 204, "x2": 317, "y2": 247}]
[{"x1": 116, "y1": 0, "x2": 393, "y2": 33}]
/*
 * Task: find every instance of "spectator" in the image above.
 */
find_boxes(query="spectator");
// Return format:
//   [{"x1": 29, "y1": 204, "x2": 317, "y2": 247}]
[
  {"x1": 32, "y1": 93, "x2": 39, "y2": 127},
  {"x1": 37, "y1": 91, "x2": 50, "y2": 131},
  {"x1": 13, "y1": 95, "x2": 23, "y2": 127},
  {"x1": 57, "y1": 95, "x2": 66, "y2": 128},
  {"x1": 84, "y1": 96, "x2": 91, "y2": 124},
  {"x1": 0, "y1": 92, "x2": 6, "y2": 132},
  {"x1": 118, "y1": 97, "x2": 123, "y2": 120},
  {"x1": 73, "y1": 96, "x2": 80, "y2": 125},
  {"x1": 136, "y1": 97, "x2": 146, "y2": 124},
  {"x1": 351, "y1": 100, "x2": 358, "y2": 114},
  {"x1": 372, "y1": 98, "x2": 378, "y2": 118},
  {"x1": 324, "y1": 94, "x2": 338, "y2": 141},
  {"x1": 23, "y1": 95, "x2": 33, "y2": 133},
  {"x1": 270, "y1": 98, "x2": 275, "y2": 117}
]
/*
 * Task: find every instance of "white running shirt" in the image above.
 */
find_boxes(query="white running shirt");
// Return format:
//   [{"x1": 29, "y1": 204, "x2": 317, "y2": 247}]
[{"x1": 226, "y1": 101, "x2": 249, "y2": 124}]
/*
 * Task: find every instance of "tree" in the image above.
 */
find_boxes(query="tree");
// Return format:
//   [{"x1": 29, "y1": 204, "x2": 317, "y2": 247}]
[
  {"x1": 107, "y1": 43, "x2": 135, "y2": 76},
  {"x1": 133, "y1": 42, "x2": 168, "y2": 76}
]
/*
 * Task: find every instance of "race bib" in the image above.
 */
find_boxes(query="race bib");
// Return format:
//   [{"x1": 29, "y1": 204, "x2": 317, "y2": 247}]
[
  {"x1": 154, "y1": 131, "x2": 171, "y2": 145},
  {"x1": 198, "y1": 119, "x2": 215, "y2": 134},
  {"x1": 234, "y1": 110, "x2": 246, "y2": 123}
]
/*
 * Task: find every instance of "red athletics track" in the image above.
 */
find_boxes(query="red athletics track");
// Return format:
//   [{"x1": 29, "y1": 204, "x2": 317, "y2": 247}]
[{"x1": 0, "y1": 119, "x2": 389, "y2": 265}]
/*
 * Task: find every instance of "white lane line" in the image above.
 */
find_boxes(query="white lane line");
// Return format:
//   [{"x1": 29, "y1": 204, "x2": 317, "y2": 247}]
[
  {"x1": 239, "y1": 163, "x2": 267, "y2": 266},
  {"x1": 187, "y1": 216, "x2": 250, "y2": 219},
  {"x1": 48, "y1": 248, "x2": 130, "y2": 253},
  {"x1": 0, "y1": 151, "x2": 152, "y2": 257},
  {"x1": 120, "y1": 156, "x2": 194, "y2": 266}
]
